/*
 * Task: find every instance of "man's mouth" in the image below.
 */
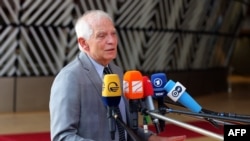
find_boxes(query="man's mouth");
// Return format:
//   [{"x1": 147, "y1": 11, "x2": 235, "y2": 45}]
[{"x1": 105, "y1": 48, "x2": 115, "y2": 51}]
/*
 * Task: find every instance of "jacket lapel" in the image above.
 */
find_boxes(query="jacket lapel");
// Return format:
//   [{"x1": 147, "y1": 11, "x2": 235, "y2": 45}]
[{"x1": 78, "y1": 52, "x2": 103, "y2": 96}]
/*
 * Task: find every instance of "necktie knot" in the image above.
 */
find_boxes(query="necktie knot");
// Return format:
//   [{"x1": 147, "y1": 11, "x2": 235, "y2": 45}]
[{"x1": 103, "y1": 66, "x2": 112, "y2": 74}]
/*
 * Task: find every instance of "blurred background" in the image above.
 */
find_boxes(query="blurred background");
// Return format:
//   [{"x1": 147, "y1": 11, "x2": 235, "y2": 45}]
[{"x1": 0, "y1": 0, "x2": 250, "y2": 140}]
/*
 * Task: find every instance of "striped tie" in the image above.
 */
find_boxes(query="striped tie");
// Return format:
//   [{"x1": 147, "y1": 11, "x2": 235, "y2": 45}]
[{"x1": 103, "y1": 67, "x2": 126, "y2": 141}]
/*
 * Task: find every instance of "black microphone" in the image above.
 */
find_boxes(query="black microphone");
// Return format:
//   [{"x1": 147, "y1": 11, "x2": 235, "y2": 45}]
[
  {"x1": 102, "y1": 74, "x2": 121, "y2": 140},
  {"x1": 202, "y1": 108, "x2": 250, "y2": 120}
]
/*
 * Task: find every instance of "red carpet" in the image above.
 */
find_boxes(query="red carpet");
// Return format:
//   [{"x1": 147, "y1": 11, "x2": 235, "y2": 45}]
[
  {"x1": 0, "y1": 121, "x2": 223, "y2": 141},
  {"x1": 0, "y1": 132, "x2": 50, "y2": 141}
]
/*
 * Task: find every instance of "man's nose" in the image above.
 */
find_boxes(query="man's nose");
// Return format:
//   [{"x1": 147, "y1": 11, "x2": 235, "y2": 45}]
[{"x1": 107, "y1": 35, "x2": 117, "y2": 43}]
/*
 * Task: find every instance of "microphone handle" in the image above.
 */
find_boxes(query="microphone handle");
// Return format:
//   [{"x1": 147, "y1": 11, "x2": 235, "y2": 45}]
[
  {"x1": 202, "y1": 108, "x2": 250, "y2": 119},
  {"x1": 222, "y1": 113, "x2": 250, "y2": 119},
  {"x1": 115, "y1": 115, "x2": 143, "y2": 141},
  {"x1": 157, "y1": 97, "x2": 166, "y2": 131},
  {"x1": 129, "y1": 100, "x2": 139, "y2": 131},
  {"x1": 107, "y1": 107, "x2": 116, "y2": 140},
  {"x1": 152, "y1": 118, "x2": 161, "y2": 134},
  {"x1": 145, "y1": 96, "x2": 161, "y2": 134}
]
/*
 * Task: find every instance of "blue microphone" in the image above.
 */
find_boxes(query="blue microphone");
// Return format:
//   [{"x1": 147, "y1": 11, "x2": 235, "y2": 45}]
[
  {"x1": 150, "y1": 73, "x2": 168, "y2": 132},
  {"x1": 164, "y1": 79, "x2": 220, "y2": 128},
  {"x1": 151, "y1": 73, "x2": 167, "y2": 98},
  {"x1": 164, "y1": 79, "x2": 202, "y2": 113}
]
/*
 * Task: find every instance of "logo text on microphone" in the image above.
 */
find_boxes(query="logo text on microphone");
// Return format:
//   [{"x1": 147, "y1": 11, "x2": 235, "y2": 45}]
[{"x1": 167, "y1": 82, "x2": 186, "y2": 102}]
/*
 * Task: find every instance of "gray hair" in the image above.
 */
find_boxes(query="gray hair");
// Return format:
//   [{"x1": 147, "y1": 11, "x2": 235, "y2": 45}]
[{"x1": 74, "y1": 10, "x2": 114, "y2": 40}]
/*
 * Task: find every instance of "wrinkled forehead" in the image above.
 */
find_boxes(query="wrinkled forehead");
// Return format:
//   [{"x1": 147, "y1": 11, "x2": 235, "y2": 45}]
[{"x1": 88, "y1": 18, "x2": 116, "y2": 33}]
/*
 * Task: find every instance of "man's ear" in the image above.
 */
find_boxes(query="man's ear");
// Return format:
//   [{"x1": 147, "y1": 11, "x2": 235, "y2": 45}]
[{"x1": 78, "y1": 37, "x2": 89, "y2": 52}]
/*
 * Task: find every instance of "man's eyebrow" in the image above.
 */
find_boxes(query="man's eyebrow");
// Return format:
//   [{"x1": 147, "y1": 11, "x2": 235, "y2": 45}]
[{"x1": 96, "y1": 31, "x2": 106, "y2": 35}]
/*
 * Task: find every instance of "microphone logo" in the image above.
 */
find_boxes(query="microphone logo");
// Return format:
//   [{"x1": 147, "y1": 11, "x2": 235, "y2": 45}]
[
  {"x1": 123, "y1": 81, "x2": 143, "y2": 93},
  {"x1": 171, "y1": 86, "x2": 182, "y2": 97},
  {"x1": 132, "y1": 81, "x2": 143, "y2": 93},
  {"x1": 123, "y1": 70, "x2": 144, "y2": 99},
  {"x1": 102, "y1": 74, "x2": 121, "y2": 97},
  {"x1": 108, "y1": 82, "x2": 119, "y2": 92},
  {"x1": 166, "y1": 81, "x2": 186, "y2": 102},
  {"x1": 153, "y1": 78, "x2": 163, "y2": 87}
]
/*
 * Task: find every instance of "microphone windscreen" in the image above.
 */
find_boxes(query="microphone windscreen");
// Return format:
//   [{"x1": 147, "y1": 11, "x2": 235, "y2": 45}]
[
  {"x1": 142, "y1": 76, "x2": 154, "y2": 97},
  {"x1": 164, "y1": 79, "x2": 176, "y2": 92},
  {"x1": 123, "y1": 70, "x2": 144, "y2": 100},
  {"x1": 164, "y1": 79, "x2": 202, "y2": 113},
  {"x1": 102, "y1": 74, "x2": 121, "y2": 107},
  {"x1": 151, "y1": 73, "x2": 167, "y2": 97}
]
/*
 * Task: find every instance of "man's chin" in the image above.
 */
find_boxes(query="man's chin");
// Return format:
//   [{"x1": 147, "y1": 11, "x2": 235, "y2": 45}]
[{"x1": 107, "y1": 54, "x2": 117, "y2": 60}]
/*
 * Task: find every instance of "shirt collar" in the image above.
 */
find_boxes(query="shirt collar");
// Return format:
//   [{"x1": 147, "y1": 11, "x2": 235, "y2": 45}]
[{"x1": 87, "y1": 54, "x2": 105, "y2": 79}]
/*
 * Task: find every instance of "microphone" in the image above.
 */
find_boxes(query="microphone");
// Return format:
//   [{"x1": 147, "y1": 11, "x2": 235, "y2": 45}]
[
  {"x1": 142, "y1": 76, "x2": 161, "y2": 134},
  {"x1": 150, "y1": 73, "x2": 168, "y2": 132},
  {"x1": 102, "y1": 74, "x2": 121, "y2": 140},
  {"x1": 164, "y1": 79, "x2": 220, "y2": 127},
  {"x1": 123, "y1": 70, "x2": 144, "y2": 132},
  {"x1": 164, "y1": 79, "x2": 202, "y2": 113}
]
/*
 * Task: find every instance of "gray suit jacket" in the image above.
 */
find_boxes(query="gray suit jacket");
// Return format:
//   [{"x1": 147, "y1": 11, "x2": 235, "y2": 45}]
[{"x1": 50, "y1": 52, "x2": 153, "y2": 141}]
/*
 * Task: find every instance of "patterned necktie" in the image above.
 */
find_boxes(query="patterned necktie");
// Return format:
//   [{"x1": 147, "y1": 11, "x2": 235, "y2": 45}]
[{"x1": 103, "y1": 67, "x2": 126, "y2": 141}]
